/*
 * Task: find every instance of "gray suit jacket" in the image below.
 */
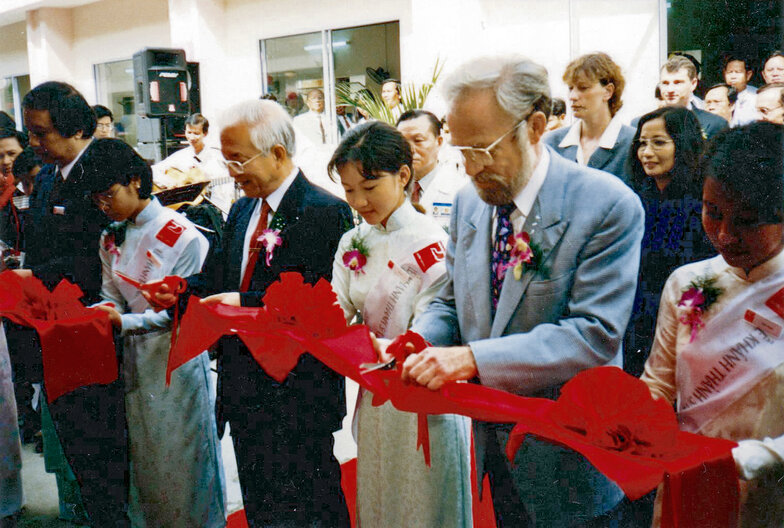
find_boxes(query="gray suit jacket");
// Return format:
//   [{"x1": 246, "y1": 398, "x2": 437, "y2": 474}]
[
  {"x1": 543, "y1": 123, "x2": 635, "y2": 184},
  {"x1": 412, "y1": 149, "x2": 645, "y2": 525}
]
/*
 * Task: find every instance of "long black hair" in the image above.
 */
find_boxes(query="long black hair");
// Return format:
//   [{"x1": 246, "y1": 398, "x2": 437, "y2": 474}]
[{"x1": 628, "y1": 106, "x2": 705, "y2": 193}]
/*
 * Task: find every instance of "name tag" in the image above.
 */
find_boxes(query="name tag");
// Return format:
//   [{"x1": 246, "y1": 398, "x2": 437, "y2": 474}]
[
  {"x1": 744, "y1": 309, "x2": 783, "y2": 338},
  {"x1": 52, "y1": 205, "x2": 65, "y2": 215},
  {"x1": 431, "y1": 202, "x2": 452, "y2": 219}
]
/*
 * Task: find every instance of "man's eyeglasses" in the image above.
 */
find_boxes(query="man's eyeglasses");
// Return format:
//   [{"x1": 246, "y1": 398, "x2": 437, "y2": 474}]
[
  {"x1": 219, "y1": 152, "x2": 264, "y2": 174},
  {"x1": 636, "y1": 138, "x2": 674, "y2": 151},
  {"x1": 452, "y1": 114, "x2": 531, "y2": 167},
  {"x1": 96, "y1": 123, "x2": 114, "y2": 130}
]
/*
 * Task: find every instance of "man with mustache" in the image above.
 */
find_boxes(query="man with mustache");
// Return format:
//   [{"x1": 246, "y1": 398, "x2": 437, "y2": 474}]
[{"x1": 396, "y1": 55, "x2": 645, "y2": 526}]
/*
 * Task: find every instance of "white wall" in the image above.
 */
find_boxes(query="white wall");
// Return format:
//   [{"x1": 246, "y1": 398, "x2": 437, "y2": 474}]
[
  {"x1": 406, "y1": 0, "x2": 660, "y2": 123},
  {"x1": 217, "y1": 0, "x2": 409, "y2": 119},
  {"x1": 69, "y1": 0, "x2": 170, "y2": 103},
  {"x1": 1, "y1": 0, "x2": 663, "y2": 124},
  {"x1": 0, "y1": 21, "x2": 28, "y2": 78}
]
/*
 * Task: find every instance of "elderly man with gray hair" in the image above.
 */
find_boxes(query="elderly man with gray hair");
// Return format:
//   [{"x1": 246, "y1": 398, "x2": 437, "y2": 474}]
[
  {"x1": 394, "y1": 55, "x2": 645, "y2": 525},
  {"x1": 149, "y1": 99, "x2": 353, "y2": 526}
]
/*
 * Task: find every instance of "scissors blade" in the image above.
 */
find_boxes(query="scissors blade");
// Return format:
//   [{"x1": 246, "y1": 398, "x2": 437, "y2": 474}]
[
  {"x1": 359, "y1": 358, "x2": 396, "y2": 374},
  {"x1": 114, "y1": 270, "x2": 144, "y2": 289}
]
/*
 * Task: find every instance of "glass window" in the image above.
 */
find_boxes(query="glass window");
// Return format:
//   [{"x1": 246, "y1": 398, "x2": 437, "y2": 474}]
[
  {"x1": 261, "y1": 21, "x2": 400, "y2": 144},
  {"x1": 264, "y1": 31, "x2": 324, "y2": 119},
  {"x1": 0, "y1": 75, "x2": 30, "y2": 127},
  {"x1": 94, "y1": 59, "x2": 138, "y2": 147}
]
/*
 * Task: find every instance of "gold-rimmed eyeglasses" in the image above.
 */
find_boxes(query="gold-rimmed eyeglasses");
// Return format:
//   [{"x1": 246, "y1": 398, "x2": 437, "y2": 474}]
[
  {"x1": 636, "y1": 138, "x2": 674, "y2": 151},
  {"x1": 220, "y1": 151, "x2": 264, "y2": 174},
  {"x1": 452, "y1": 114, "x2": 530, "y2": 167}
]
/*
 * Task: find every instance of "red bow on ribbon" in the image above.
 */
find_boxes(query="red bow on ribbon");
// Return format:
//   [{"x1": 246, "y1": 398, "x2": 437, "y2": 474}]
[
  {"x1": 0, "y1": 271, "x2": 117, "y2": 402},
  {"x1": 168, "y1": 272, "x2": 740, "y2": 527}
]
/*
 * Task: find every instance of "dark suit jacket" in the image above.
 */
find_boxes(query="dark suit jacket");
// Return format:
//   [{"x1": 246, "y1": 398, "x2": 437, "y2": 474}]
[
  {"x1": 25, "y1": 156, "x2": 109, "y2": 302},
  {"x1": 9, "y1": 154, "x2": 110, "y2": 381},
  {"x1": 186, "y1": 171, "x2": 353, "y2": 514},
  {"x1": 543, "y1": 122, "x2": 635, "y2": 184},
  {"x1": 10, "y1": 150, "x2": 127, "y2": 526},
  {"x1": 692, "y1": 107, "x2": 729, "y2": 138}
]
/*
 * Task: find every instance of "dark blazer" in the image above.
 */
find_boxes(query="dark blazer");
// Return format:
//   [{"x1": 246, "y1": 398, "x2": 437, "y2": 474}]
[
  {"x1": 692, "y1": 107, "x2": 729, "y2": 138},
  {"x1": 543, "y1": 122, "x2": 635, "y2": 184},
  {"x1": 13, "y1": 150, "x2": 127, "y2": 526},
  {"x1": 26, "y1": 157, "x2": 109, "y2": 302},
  {"x1": 187, "y1": 171, "x2": 353, "y2": 522}
]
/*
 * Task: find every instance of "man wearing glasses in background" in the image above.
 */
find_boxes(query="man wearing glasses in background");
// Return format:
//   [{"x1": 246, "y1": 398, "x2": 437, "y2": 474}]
[
  {"x1": 755, "y1": 83, "x2": 784, "y2": 125},
  {"x1": 393, "y1": 55, "x2": 645, "y2": 526},
  {"x1": 92, "y1": 105, "x2": 115, "y2": 139}
]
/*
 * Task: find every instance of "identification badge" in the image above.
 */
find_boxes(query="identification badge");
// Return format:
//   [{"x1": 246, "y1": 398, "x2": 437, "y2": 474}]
[
  {"x1": 52, "y1": 205, "x2": 65, "y2": 215},
  {"x1": 155, "y1": 219, "x2": 186, "y2": 247},
  {"x1": 744, "y1": 309, "x2": 783, "y2": 338},
  {"x1": 431, "y1": 202, "x2": 452, "y2": 219},
  {"x1": 387, "y1": 260, "x2": 411, "y2": 281}
]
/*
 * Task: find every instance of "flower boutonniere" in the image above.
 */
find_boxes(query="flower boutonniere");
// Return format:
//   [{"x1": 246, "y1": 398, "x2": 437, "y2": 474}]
[
  {"x1": 677, "y1": 274, "x2": 723, "y2": 343},
  {"x1": 342, "y1": 233, "x2": 369, "y2": 275},
  {"x1": 257, "y1": 214, "x2": 286, "y2": 267},
  {"x1": 103, "y1": 221, "x2": 128, "y2": 259},
  {"x1": 506, "y1": 231, "x2": 548, "y2": 280}
]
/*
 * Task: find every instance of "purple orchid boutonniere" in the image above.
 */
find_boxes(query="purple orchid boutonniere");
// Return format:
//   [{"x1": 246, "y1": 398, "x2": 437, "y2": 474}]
[
  {"x1": 677, "y1": 275, "x2": 723, "y2": 342},
  {"x1": 257, "y1": 229, "x2": 282, "y2": 266},
  {"x1": 506, "y1": 231, "x2": 548, "y2": 280},
  {"x1": 342, "y1": 233, "x2": 369, "y2": 275}
]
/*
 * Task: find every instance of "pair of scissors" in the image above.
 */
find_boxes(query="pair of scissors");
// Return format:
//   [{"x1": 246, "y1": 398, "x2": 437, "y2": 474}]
[
  {"x1": 114, "y1": 270, "x2": 187, "y2": 296},
  {"x1": 359, "y1": 358, "x2": 396, "y2": 375}
]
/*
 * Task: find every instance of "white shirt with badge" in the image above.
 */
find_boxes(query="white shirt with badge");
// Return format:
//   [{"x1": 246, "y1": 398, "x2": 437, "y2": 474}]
[{"x1": 412, "y1": 156, "x2": 468, "y2": 230}]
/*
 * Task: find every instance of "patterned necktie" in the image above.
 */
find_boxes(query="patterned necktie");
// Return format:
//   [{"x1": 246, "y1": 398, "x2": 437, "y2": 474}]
[
  {"x1": 491, "y1": 203, "x2": 515, "y2": 313},
  {"x1": 240, "y1": 200, "x2": 271, "y2": 292}
]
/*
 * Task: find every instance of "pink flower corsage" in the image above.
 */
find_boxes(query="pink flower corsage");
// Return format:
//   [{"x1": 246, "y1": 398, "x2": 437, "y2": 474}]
[
  {"x1": 342, "y1": 234, "x2": 369, "y2": 275},
  {"x1": 103, "y1": 235, "x2": 121, "y2": 259},
  {"x1": 677, "y1": 275, "x2": 722, "y2": 343},
  {"x1": 257, "y1": 229, "x2": 282, "y2": 267},
  {"x1": 505, "y1": 231, "x2": 548, "y2": 280}
]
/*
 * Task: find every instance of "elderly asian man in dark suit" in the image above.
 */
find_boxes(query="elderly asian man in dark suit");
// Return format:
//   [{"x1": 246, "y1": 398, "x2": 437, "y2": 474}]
[{"x1": 150, "y1": 99, "x2": 353, "y2": 527}]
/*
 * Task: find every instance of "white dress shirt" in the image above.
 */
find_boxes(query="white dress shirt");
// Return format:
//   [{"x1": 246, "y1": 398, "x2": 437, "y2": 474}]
[
  {"x1": 239, "y1": 167, "x2": 298, "y2": 287},
  {"x1": 557, "y1": 116, "x2": 624, "y2": 166}
]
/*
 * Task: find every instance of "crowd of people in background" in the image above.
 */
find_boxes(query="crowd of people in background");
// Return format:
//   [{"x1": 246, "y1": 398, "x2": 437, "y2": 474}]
[{"x1": 0, "y1": 45, "x2": 783, "y2": 528}]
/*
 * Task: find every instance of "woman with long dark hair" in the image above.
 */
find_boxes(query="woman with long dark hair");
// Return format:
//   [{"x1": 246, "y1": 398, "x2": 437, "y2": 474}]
[{"x1": 624, "y1": 106, "x2": 714, "y2": 377}]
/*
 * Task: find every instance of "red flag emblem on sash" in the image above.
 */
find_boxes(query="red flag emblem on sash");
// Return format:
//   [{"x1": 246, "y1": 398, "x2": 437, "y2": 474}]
[
  {"x1": 155, "y1": 219, "x2": 186, "y2": 247},
  {"x1": 766, "y1": 287, "x2": 784, "y2": 319},
  {"x1": 414, "y1": 241, "x2": 445, "y2": 273}
]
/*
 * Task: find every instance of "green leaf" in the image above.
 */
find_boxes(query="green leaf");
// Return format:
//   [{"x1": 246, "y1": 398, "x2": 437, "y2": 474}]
[{"x1": 335, "y1": 57, "x2": 445, "y2": 124}]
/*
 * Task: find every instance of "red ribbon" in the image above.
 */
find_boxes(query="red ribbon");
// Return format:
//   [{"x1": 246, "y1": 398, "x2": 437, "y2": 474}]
[
  {"x1": 0, "y1": 271, "x2": 117, "y2": 402},
  {"x1": 168, "y1": 272, "x2": 740, "y2": 526}
]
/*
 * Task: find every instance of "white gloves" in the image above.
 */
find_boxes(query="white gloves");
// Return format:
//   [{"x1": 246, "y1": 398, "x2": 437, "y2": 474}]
[{"x1": 732, "y1": 436, "x2": 784, "y2": 480}]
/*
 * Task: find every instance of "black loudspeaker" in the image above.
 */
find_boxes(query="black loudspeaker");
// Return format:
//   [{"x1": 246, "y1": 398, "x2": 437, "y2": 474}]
[{"x1": 133, "y1": 48, "x2": 189, "y2": 117}]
